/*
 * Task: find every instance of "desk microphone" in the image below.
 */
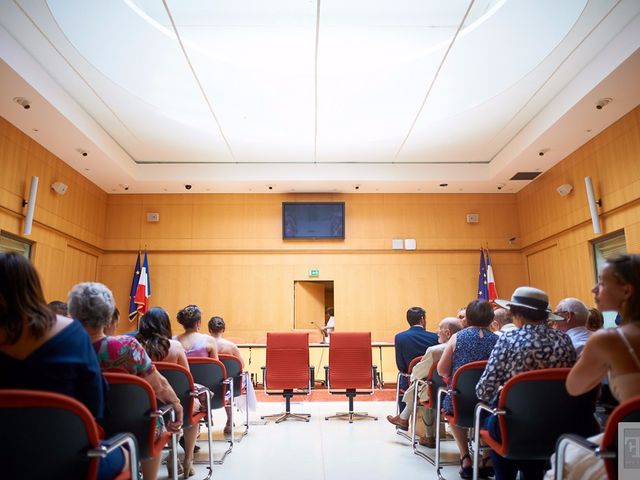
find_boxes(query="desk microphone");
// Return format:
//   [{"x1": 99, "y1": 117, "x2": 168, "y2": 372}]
[{"x1": 310, "y1": 321, "x2": 326, "y2": 343}]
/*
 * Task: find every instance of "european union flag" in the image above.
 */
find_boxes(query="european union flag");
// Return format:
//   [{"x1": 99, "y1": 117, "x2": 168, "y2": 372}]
[{"x1": 477, "y1": 249, "x2": 489, "y2": 300}]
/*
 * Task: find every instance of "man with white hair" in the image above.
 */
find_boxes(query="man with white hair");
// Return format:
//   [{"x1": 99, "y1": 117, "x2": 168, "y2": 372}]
[
  {"x1": 492, "y1": 307, "x2": 516, "y2": 336},
  {"x1": 553, "y1": 297, "x2": 592, "y2": 356},
  {"x1": 387, "y1": 316, "x2": 463, "y2": 448}
]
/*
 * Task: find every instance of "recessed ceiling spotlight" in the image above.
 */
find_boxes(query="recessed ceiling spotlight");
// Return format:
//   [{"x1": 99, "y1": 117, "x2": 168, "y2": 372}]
[
  {"x1": 538, "y1": 148, "x2": 550, "y2": 156},
  {"x1": 497, "y1": 183, "x2": 506, "y2": 190},
  {"x1": 354, "y1": 184, "x2": 361, "y2": 190},
  {"x1": 76, "y1": 148, "x2": 88, "y2": 157},
  {"x1": 119, "y1": 184, "x2": 129, "y2": 191},
  {"x1": 13, "y1": 97, "x2": 31, "y2": 110},
  {"x1": 267, "y1": 185, "x2": 274, "y2": 190},
  {"x1": 439, "y1": 183, "x2": 448, "y2": 187},
  {"x1": 32, "y1": 128, "x2": 39, "y2": 132},
  {"x1": 595, "y1": 98, "x2": 612, "y2": 110}
]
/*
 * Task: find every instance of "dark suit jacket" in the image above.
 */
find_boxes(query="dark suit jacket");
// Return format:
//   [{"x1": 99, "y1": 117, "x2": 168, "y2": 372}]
[{"x1": 394, "y1": 326, "x2": 439, "y2": 386}]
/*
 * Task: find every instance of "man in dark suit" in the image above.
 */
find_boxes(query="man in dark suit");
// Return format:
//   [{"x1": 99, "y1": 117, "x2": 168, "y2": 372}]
[{"x1": 391, "y1": 306, "x2": 439, "y2": 418}]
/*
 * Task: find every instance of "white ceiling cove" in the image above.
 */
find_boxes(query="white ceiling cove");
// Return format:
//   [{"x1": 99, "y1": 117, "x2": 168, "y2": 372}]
[{"x1": 0, "y1": 0, "x2": 639, "y2": 193}]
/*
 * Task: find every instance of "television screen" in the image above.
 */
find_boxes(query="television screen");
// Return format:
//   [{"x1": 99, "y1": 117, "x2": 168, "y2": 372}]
[{"x1": 283, "y1": 202, "x2": 345, "y2": 239}]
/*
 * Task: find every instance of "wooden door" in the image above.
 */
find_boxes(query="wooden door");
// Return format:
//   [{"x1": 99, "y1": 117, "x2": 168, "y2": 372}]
[{"x1": 294, "y1": 281, "x2": 325, "y2": 332}]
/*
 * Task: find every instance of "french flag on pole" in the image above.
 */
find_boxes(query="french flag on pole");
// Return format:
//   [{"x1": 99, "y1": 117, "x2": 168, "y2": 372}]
[
  {"x1": 134, "y1": 251, "x2": 151, "y2": 315},
  {"x1": 485, "y1": 250, "x2": 498, "y2": 302},
  {"x1": 129, "y1": 251, "x2": 151, "y2": 322}
]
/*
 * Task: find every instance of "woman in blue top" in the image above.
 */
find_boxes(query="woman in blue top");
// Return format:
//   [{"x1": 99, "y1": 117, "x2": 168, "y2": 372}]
[
  {"x1": 438, "y1": 300, "x2": 498, "y2": 479},
  {"x1": 0, "y1": 252, "x2": 127, "y2": 479}
]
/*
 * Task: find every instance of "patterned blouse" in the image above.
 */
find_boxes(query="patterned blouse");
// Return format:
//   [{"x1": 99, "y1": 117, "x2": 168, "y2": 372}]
[
  {"x1": 93, "y1": 335, "x2": 154, "y2": 377},
  {"x1": 475, "y1": 323, "x2": 576, "y2": 405}
]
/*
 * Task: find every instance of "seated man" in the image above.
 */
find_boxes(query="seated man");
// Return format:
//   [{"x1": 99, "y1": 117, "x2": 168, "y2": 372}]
[
  {"x1": 553, "y1": 298, "x2": 592, "y2": 356},
  {"x1": 491, "y1": 307, "x2": 516, "y2": 336},
  {"x1": 394, "y1": 307, "x2": 439, "y2": 412},
  {"x1": 387, "y1": 317, "x2": 462, "y2": 447}
]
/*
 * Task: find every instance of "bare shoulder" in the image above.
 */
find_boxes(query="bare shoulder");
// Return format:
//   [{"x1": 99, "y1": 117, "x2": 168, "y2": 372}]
[{"x1": 49, "y1": 315, "x2": 73, "y2": 336}]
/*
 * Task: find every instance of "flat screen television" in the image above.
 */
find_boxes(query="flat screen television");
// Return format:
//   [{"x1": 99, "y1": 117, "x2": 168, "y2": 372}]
[{"x1": 282, "y1": 202, "x2": 345, "y2": 239}]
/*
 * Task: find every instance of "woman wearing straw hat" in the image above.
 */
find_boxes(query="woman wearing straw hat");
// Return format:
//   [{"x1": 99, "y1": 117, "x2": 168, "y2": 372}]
[{"x1": 475, "y1": 286, "x2": 576, "y2": 480}]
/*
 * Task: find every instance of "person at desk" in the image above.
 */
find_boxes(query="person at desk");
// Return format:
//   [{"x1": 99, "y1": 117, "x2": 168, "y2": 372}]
[{"x1": 320, "y1": 308, "x2": 335, "y2": 343}]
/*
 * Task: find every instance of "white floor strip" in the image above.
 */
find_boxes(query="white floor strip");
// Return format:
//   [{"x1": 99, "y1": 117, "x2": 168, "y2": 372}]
[{"x1": 162, "y1": 401, "x2": 465, "y2": 480}]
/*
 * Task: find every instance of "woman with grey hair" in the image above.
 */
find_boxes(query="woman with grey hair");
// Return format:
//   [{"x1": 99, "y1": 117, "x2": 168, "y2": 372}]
[{"x1": 69, "y1": 282, "x2": 183, "y2": 480}]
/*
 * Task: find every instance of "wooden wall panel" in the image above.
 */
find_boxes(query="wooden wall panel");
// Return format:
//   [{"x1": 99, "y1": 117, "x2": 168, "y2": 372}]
[
  {"x1": 0, "y1": 116, "x2": 107, "y2": 300},
  {"x1": 518, "y1": 107, "x2": 640, "y2": 307}
]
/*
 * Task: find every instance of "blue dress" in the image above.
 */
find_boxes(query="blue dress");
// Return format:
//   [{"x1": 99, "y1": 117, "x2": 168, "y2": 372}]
[
  {"x1": 0, "y1": 319, "x2": 124, "y2": 479},
  {"x1": 0, "y1": 319, "x2": 106, "y2": 418},
  {"x1": 443, "y1": 327, "x2": 497, "y2": 415}
]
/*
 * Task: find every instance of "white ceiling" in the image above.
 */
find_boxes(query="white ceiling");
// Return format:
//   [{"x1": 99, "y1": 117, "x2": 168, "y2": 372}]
[{"x1": 0, "y1": 0, "x2": 639, "y2": 194}]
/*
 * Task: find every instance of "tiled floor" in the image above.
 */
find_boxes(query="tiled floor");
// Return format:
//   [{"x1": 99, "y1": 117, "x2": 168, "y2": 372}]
[{"x1": 160, "y1": 401, "x2": 464, "y2": 480}]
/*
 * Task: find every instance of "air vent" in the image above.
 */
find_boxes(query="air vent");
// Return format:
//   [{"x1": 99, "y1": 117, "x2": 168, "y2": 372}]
[{"x1": 510, "y1": 172, "x2": 542, "y2": 181}]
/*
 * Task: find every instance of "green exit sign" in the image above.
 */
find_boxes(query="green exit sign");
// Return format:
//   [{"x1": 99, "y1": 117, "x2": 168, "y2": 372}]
[{"x1": 309, "y1": 269, "x2": 319, "y2": 277}]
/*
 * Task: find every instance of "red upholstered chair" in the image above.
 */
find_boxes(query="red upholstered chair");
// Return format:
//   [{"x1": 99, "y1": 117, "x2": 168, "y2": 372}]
[
  {"x1": 187, "y1": 357, "x2": 235, "y2": 464},
  {"x1": 218, "y1": 354, "x2": 250, "y2": 440},
  {"x1": 555, "y1": 394, "x2": 640, "y2": 480},
  {"x1": 393, "y1": 355, "x2": 424, "y2": 442},
  {"x1": 410, "y1": 363, "x2": 456, "y2": 465},
  {"x1": 325, "y1": 331, "x2": 378, "y2": 422},
  {"x1": 0, "y1": 389, "x2": 138, "y2": 480},
  {"x1": 471, "y1": 368, "x2": 600, "y2": 480},
  {"x1": 102, "y1": 372, "x2": 178, "y2": 479},
  {"x1": 434, "y1": 361, "x2": 488, "y2": 475},
  {"x1": 395, "y1": 355, "x2": 422, "y2": 413},
  {"x1": 155, "y1": 362, "x2": 213, "y2": 479},
  {"x1": 260, "y1": 331, "x2": 312, "y2": 423}
]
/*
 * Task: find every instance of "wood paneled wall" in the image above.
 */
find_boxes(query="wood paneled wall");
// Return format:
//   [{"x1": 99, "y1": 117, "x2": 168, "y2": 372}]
[
  {"x1": 0, "y1": 116, "x2": 106, "y2": 301},
  {"x1": 518, "y1": 106, "x2": 640, "y2": 308},
  {"x1": 101, "y1": 192, "x2": 525, "y2": 339},
  {"x1": 3, "y1": 104, "x2": 639, "y2": 343}
]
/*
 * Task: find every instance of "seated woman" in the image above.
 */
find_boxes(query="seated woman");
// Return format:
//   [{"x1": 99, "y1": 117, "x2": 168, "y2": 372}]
[
  {"x1": 437, "y1": 300, "x2": 498, "y2": 479},
  {"x1": 137, "y1": 307, "x2": 198, "y2": 477},
  {"x1": 0, "y1": 253, "x2": 127, "y2": 480},
  {"x1": 174, "y1": 304, "x2": 218, "y2": 359},
  {"x1": 68, "y1": 282, "x2": 183, "y2": 480},
  {"x1": 545, "y1": 254, "x2": 640, "y2": 480},
  {"x1": 476, "y1": 286, "x2": 576, "y2": 480}
]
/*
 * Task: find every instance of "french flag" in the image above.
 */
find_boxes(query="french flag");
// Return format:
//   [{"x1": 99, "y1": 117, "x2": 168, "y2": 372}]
[
  {"x1": 485, "y1": 250, "x2": 497, "y2": 301},
  {"x1": 133, "y1": 251, "x2": 151, "y2": 315}
]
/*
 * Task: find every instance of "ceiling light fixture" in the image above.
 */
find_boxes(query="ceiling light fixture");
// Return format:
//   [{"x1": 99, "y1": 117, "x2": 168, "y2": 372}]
[
  {"x1": 439, "y1": 183, "x2": 448, "y2": 187},
  {"x1": 76, "y1": 148, "x2": 88, "y2": 157}
]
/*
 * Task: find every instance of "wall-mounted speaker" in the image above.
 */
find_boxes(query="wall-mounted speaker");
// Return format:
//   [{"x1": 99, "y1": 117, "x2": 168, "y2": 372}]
[
  {"x1": 556, "y1": 184, "x2": 573, "y2": 197},
  {"x1": 51, "y1": 182, "x2": 68, "y2": 195},
  {"x1": 584, "y1": 176, "x2": 601, "y2": 234},
  {"x1": 23, "y1": 176, "x2": 39, "y2": 235}
]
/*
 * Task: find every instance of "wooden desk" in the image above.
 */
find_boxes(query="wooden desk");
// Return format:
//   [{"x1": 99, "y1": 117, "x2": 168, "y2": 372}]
[{"x1": 237, "y1": 341, "x2": 395, "y2": 387}]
